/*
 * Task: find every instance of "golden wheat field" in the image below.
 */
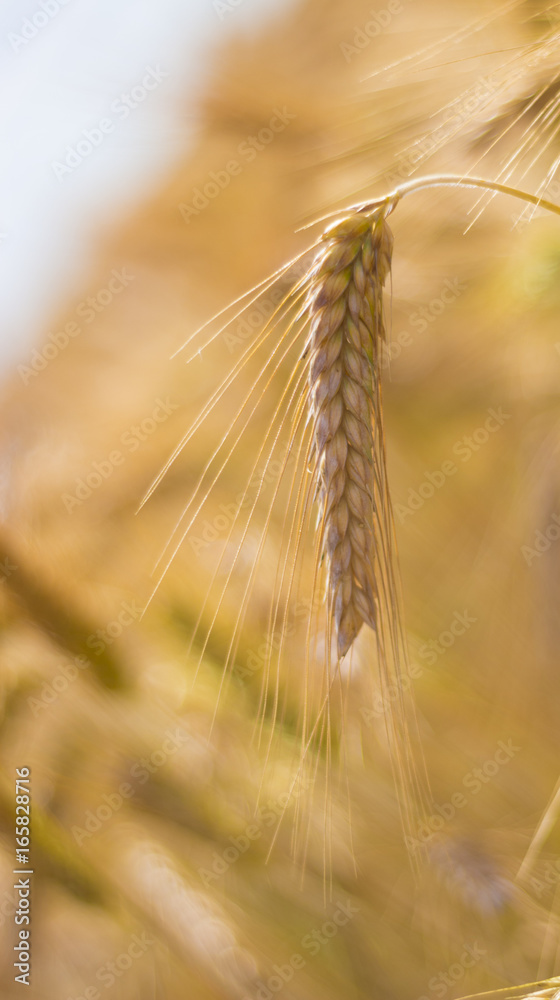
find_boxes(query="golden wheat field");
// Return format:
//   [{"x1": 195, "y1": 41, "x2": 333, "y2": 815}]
[{"x1": 2, "y1": 0, "x2": 560, "y2": 997}]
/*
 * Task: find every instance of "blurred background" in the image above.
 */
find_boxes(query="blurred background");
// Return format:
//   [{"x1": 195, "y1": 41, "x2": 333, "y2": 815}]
[{"x1": 2, "y1": 0, "x2": 560, "y2": 997}]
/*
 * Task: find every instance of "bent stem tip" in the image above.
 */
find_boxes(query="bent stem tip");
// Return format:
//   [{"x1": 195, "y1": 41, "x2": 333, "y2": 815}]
[{"x1": 358, "y1": 173, "x2": 560, "y2": 222}]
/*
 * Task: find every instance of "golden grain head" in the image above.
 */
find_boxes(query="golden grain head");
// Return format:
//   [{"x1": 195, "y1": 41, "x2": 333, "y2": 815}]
[{"x1": 307, "y1": 207, "x2": 393, "y2": 658}]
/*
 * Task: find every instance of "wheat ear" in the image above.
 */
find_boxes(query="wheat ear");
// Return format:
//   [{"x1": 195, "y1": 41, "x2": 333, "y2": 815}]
[
  {"x1": 307, "y1": 204, "x2": 394, "y2": 659},
  {"x1": 305, "y1": 173, "x2": 560, "y2": 659}
]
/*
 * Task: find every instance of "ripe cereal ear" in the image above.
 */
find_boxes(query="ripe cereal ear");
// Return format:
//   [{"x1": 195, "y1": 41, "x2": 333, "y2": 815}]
[
  {"x1": 307, "y1": 206, "x2": 393, "y2": 658},
  {"x1": 146, "y1": 171, "x2": 560, "y2": 874}
]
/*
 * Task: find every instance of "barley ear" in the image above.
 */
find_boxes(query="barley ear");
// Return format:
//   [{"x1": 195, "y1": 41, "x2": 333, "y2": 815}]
[{"x1": 308, "y1": 204, "x2": 394, "y2": 659}]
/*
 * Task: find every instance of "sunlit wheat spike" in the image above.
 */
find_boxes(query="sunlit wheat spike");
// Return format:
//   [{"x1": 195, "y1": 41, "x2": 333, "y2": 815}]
[{"x1": 307, "y1": 204, "x2": 394, "y2": 659}]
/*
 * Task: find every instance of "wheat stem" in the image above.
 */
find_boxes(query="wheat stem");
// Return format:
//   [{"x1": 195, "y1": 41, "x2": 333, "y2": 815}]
[{"x1": 358, "y1": 172, "x2": 560, "y2": 219}]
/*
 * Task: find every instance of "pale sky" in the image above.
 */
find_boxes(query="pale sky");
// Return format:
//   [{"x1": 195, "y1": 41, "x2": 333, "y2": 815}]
[{"x1": 0, "y1": 0, "x2": 292, "y2": 373}]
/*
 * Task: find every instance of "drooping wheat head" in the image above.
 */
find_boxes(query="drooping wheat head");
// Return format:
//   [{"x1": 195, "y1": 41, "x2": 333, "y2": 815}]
[
  {"x1": 145, "y1": 192, "x2": 432, "y2": 869},
  {"x1": 306, "y1": 206, "x2": 394, "y2": 659}
]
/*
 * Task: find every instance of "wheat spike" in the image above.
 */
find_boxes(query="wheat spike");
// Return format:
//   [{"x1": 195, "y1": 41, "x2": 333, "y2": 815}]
[{"x1": 307, "y1": 204, "x2": 394, "y2": 659}]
